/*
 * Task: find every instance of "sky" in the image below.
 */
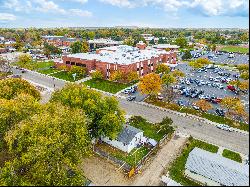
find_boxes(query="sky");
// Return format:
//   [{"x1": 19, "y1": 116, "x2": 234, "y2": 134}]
[{"x1": 0, "y1": 0, "x2": 249, "y2": 28}]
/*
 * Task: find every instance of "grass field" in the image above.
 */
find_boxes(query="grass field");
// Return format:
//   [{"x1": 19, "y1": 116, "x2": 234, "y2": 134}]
[
  {"x1": 15, "y1": 61, "x2": 54, "y2": 71},
  {"x1": 51, "y1": 71, "x2": 83, "y2": 82},
  {"x1": 83, "y1": 79, "x2": 133, "y2": 94},
  {"x1": 222, "y1": 149, "x2": 242, "y2": 163},
  {"x1": 168, "y1": 137, "x2": 219, "y2": 186},
  {"x1": 38, "y1": 68, "x2": 59, "y2": 75},
  {"x1": 220, "y1": 46, "x2": 249, "y2": 54}
]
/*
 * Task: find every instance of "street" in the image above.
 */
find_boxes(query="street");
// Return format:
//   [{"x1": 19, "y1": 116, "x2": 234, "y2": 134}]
[{"x1": 11, "y1": 68, "x2": 249, "y2": 155}]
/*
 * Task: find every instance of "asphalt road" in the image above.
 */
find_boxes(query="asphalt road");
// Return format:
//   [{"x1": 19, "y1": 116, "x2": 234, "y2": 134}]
[{"x1": 11, "y1": 68, "x2": 249, "y2": 155}]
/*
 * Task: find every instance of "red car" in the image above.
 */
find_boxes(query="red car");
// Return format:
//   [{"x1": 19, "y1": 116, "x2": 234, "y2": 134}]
[{"x1": 227, "y1": 85, "x2": 236, "y2": 92}]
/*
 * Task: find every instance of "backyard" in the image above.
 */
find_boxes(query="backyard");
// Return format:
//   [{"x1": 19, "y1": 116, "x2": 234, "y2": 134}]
[
  {"x1": 83, "y1": 79, "x2": 134, "y2": 94},
  {"x1": 95, "y1": 142, "x2": 150, "y2": 167},
  {"x1": 128, "y1": 116, "x2": 172, "y2": 141},
  {"x1": 220, "y1": 46, "x2": 249, "y2": 54},
  {"x1": 168, "y1": 137, "x2": 219, "y2": 186}
]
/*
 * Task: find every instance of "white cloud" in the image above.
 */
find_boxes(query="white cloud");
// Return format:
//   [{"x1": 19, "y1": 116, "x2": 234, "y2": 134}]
[
  {"x1": 0, "y1": 13, "x2": 17, "y2": 21},
  {"x1": 69, "y1": 9, "x2": 92, "y2": 17},
  {"x1": 3, "y1": 0, "x2": 32, "y2": 12},
  {"x1": 99, "y1": 0, "x2": 249, "y2": 17}
]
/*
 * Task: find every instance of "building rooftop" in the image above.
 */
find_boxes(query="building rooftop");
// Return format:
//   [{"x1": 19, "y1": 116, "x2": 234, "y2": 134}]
[
  {"x1": 67, "y1": 45, "x2": 169, "y2": 65},
  {"x1": 186, "y1": 147, "x2": 249, "y2": 186},
  {"x1": 153, "y1": 44, "x2": 180, "y2": 49},
  {"x1": 88, "y1": 38, "x2": 122, "y2": 45},
  {"x1": 116, "y1": 124, "x2": 143, "y2": 145}
]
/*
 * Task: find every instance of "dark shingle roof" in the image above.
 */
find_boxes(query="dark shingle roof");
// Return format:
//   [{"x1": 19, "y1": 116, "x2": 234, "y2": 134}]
[{"x1": 116, "y1": 125, "x2": 143, "y2": 145}]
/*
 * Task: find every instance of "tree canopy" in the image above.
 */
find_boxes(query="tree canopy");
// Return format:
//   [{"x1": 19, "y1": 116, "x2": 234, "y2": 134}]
[
  {"x1": 0, "y1": 78, "x2": 41, "y2": 100},
  {"x1": 50, "y1": 84, "x2": 125, "y2": 139},
  {"x1": 0, "y1": 103, "x2": 91, "y2": 186}
]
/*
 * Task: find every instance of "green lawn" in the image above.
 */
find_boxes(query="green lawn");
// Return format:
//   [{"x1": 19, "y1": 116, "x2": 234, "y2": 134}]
[
  {"x1": 168, "y1": 137, "x2": 219, "y2": 186},
  {"x1": 145, "y1": 98, "x2": 249, "y2": 132},
  {"x1": 51, "y1": 71, "x2": 83, "y2": 82},
  {"x1": 220, "y1": 46, "x2": 249, "y2": 54},
  {"x1": 128, "y1": 116, "x2": 169, "y2": 141},
  {"x1": 38, "y1": 68, "x2": 59, "y2": 75},
  {"x1": 83, "y1": 79, "x2": 133, "y2": 94},
  {"x1": 15, "y1": 61, "x2": 54, "y2": 71},
  {"x1": 96, "y1": 142, "x2": 150, "y2": 167},
  {"x1": 222, "y1": 149, "x2": 242, "y2": 163}
]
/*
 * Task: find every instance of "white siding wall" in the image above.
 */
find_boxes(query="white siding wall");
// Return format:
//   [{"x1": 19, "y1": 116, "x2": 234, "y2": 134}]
[{"x1": 101, "y1": 132, "x2": 144, "y2": 153}]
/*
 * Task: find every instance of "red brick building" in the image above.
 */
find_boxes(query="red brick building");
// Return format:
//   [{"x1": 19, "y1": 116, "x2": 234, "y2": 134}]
[
  {"x1": 58, "y1": 45, "x2": 177, "y2": 79},
  {"x1": 42, "y1": 36, "x2": 81, "y2": 47}
]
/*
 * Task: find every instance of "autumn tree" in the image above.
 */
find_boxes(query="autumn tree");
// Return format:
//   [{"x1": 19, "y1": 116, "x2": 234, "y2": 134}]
[
  {"x1": 172, "y1": 69, "x2": 185, "y2": 79},
  {"x1": 240, "y1": 71, "x2": 249, "y2": 80},
  {"x1": 138, "y1": 73, "x2": 162, "y2": 98},
  {"x1": 69, "y1": 66, "x2": 87, "y2": 79},
  {"x1": 0, "y1": 103, "x2": 91, "y2": 186},
  {"x1": 229, "y1": 80, "x2": 249, "y2": 92},
  {"x1": 0, "y1": 94, "x2": 40, "y2": 149},
  {"x1": 175, "y1": 37, "x2": 187, "y2": 48},
  {"x1": 18, "y1": 54, "x2": 32, "y2": 65},
  {"x1": 194, "y1": 99, "x2": 213, "y2": 112},
  {"x1": 110, "y1": 70, "x2": 124, "y2": 82},
  {"x1": 220, "y1": 97, "x2": 248, "y2": 120},
  {"x1": 155, "y1": 64, "x2": 171, "y2": 74},
  {"x1": 189, "y1": 58, "x2": 211, "y2": 69},
  {"x1": 50, "y1": 84, "x2": 125, "y2": 139},
  {"x1": 0, "y1": 78, "x2": 41, "y2": 100},
  {"x1": 126, "y1": 71, "x2": 139, "y2": 83},
  {"x1": 91, "y1": 70, "x2": 103, "y2": 80}
]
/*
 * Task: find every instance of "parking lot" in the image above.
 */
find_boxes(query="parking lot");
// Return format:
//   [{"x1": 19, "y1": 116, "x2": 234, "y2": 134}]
[
  {"x1": 188, "y1": 50, "x2": 249, "y2": 65},
  {"x1": 173, "y1": 63, "x2": 249, "y2": 118}
]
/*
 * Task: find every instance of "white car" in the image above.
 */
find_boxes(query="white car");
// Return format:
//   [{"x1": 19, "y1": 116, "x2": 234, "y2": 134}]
[
  {"x1": 186, "y1": 81, "x2": 191, "y2": 85},
  {"x1": 216, "y1": 124, "x2": 233, "y2": 132}
]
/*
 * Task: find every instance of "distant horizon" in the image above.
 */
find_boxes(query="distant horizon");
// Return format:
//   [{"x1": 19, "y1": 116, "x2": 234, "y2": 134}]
[
  {"x1": 0, "y1": 26, "x2": 249, "y2": 30},
  {"x1": 0, "y1": 0, "x2": 249, "y2": 29}
]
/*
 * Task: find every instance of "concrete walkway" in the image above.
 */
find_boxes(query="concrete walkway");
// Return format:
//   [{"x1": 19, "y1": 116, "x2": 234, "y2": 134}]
[{"x1": 131, "y1": 134, "x2": 188, "y2": 186}]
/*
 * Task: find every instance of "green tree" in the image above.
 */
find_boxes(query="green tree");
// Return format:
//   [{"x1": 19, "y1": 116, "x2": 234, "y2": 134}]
[
  {"x1": 182, "y1": 50, "x2": 192, "y2": 60},
  {"x1": 156, "y1": 117, "x2": 174, "y2": 134},
  {"x1": 91, "y1": 70, "x2": 103, "y2": 80},
  {"x1": 70, "y1": 41, "x2": 83, "y2": 54},
  {"x1": 50, "y1": 84, "x2": 125, "y2": 139},
  {"x1": 0, "y1": 103, "x2": 91, "y2": 186},
  {"x1": 149, "y1": 39, "x2": 155, "y2": 45},
  {"x1": 171, "y1": 70, "x2": 185, "y2": 79},
  {"x1": 155, "y1": 64, "x2": 171, "y2": 74},
  {"x1": 162, "y1": 73, "x2": 176, "y2": 88},
  {"x1": 0, "y1": 78, "x2": 41, "y2": 100},
  {"x1": 175, "y1": 37, "x2": 187, "y2": 48}
]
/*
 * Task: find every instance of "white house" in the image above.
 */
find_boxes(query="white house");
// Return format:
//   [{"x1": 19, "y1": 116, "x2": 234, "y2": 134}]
[{"x1": 101, "y1": 125, "x2": 144, "y2": 153}]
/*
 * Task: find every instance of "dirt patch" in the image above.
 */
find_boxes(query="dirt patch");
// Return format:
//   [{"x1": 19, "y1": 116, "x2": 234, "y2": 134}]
[{"x1": 80, "y1": 154, "x2": 132, "y2": 186}]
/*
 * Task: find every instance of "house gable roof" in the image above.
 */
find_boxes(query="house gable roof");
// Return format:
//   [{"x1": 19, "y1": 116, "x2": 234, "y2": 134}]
[{"x1": 116, "y1": 125, "x2": 143, "y2": 145}]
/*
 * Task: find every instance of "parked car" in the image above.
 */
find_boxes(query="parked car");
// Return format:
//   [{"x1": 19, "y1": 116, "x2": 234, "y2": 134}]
[
  {"x1": 158, "y1": 93, "x2": 163, "y2": 100},
  {"x1": 216, "y1": 124, "x2": 233, "y2": 132},
  {"x1": 215, "y1": 108, "x2": 225, "y2": 117},
  {"x1": 227, "y1": 85, "x2": 236, "y2": 92},
  {"x1": 11, "y1": 74, "x2": 22, "y2": 78},
  {"x1": 177, "y1": 100, "x2": 185, "y2": 106},
  {"x1": 127, "y1": 96, "x2": 136, "y2": 101},
  {"x1": 192, "y1": 104, "x2": 200, "y2": 110}
]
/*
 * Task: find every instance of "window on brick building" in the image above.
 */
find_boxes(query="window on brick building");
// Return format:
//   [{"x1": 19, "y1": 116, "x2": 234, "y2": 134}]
[
  {"x1": 66, "y1": 61, "x2": 70, "y2": 65},
  {"x1": 141, "y1": 66, "x2": 143, "y2": 70},
  {"x1": 137, "y1": 68, "x2": 139, "y2": 71},
  {"x1": 71, "y1": 62, "x2": 75, "y2": 65}
]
